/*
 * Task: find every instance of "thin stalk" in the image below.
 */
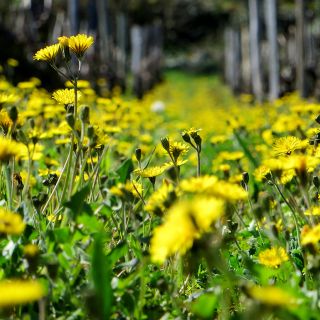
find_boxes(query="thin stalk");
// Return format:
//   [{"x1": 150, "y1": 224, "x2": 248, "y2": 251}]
[{"x1": 3, "y1": 164, "x2": 12, "y2": 210}]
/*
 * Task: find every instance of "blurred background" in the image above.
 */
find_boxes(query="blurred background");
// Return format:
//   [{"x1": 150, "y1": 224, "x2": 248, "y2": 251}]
[{"x1": 1, "y1": 0, "x2": 320, "y2": 100}]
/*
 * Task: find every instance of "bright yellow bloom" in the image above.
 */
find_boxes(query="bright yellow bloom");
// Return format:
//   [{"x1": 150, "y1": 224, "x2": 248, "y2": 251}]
[
  {"x1": 0, "y1": 208, "x2": 25, "y2": 235},
  {"x1": 134, "y1": 166, "x2": 166, "y2": 178},
  {"x1": 0, "y1": 279, "x2": 46, "y2": 307},
  {"x1": 58, "y1": 36, "x2": 69, "y2": 47},
  {"x1": 23, "y1": 244, "x2": 39, "y2": 257},
  {"x1": 272, "y1": 136, "x2": 305, "y2": 156},
  {"x1": 0, "y1": 137, "x2": 24, "y2": 162},
  {"x1": 248, "y1": 286, "x2": 297, "y2": 307},
  {"x1": 180, "y1": 176, "x2": 248, "y2": 202},
  {"x1": 52, "y1": 89, "x2": 80, "y2": 105},
  {"x1": 110, "y1": 180, "x2": 143, "y2": 199},
  {"x1": 68, "y1": 34, "x2": 94, "y2": 58},
  {"x1": 254, "y1": 166, "x2": 271, "y2": 181},
  {"x1": 150, "y1": 197, "x2": 225, "y2": 263},
  {"x1": 145, "y1": 182, "x2": 178, "y2": 215},
  {"x1": 258, "y1": 247, "x2": 289, "y2": 268},
  {"x1": 218, "y1": 151, "x2": 244, "y2": 161},
  {"x1": 301, "y1": 224, "x2": 320, "y2": 246},
  {"x1": 305, "y1": 207, "x2": 320, "y2": 216},
  {"x1": 33, "y1": 44, "x2": 60, "y2": 62}
]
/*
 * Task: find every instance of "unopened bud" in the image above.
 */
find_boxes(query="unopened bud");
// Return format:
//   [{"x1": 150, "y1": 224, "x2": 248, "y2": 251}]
[
  {"x1": 313, "y1": 176, "x2": 320, "y2": 189},
  {"x1": 66, "y1": 113, "x2": 75, "y2": 128},
  {"x1": 87, "y1": 125, "x2": 94, "y2": 138},
  {"x1": 161, "y1": 137, "x2": 170, "y2": 151},
  {"x1": 80, "y1": 105, "x2": 90, "y2": 123},
  {"x1": 242, "y1": 172, "x2": 249, "y2": 185},
  {"x1": 315, "y1": 115, "x2": 320, "y2": 124},
  {"x1": 135, "y1": 148, "x2": 142, "y2": 162},
  {"x1": 9, "y1": 106, "x2": 18, "y2": 122},
  {"x1": 182, "y1": 132, "x2": 191, "y2": 143}
]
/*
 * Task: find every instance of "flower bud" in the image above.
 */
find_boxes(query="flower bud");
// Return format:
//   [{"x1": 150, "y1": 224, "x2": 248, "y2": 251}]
[
  {"x1": 161, "y1": 137, "x2": 170, "y2": 151},
  {"x1": 66, "y1": 113, "x2": 75, "y2": 128},
  {"x1": 80, "y1": 105, "x2": 90, "y2": 123},
  {"x1": 9, "y1": 106, "x2": 18, "y2": 122},
  {"x1": 135, "y1": 148, "x2": 142, "y2": 162}
]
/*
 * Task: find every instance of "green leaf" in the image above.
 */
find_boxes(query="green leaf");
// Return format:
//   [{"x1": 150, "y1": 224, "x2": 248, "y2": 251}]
[
  {"x1": 77, "y1": 214, "x2": 102, "y2": 234},
  {"x1": 116, "y1": 159, "x2": 134, "y2": 183},
  {"x1": 92, "y1": 233, "x2": 113, "y2": 319},
  {"x1": 64, "y1": 184, "x2": 92, "y2": 218},
  {"x1": 108, "y1": 241, "x2": 128, "y2": 267},
  {"x1": 191, "y1": 293, "x2": 218, "y2": 319}
]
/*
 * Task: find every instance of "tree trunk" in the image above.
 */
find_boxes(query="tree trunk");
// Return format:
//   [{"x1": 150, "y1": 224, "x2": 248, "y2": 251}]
[
  {"x1": 295, "y1": 0, "x2": 306, "y2": 97},
  {"x1": 264, "y1": 0, "x2": 279, "y2": 101},
  {"x1": 224, "y1": 26, "x2": 241, "y2": 93},
  {"x1": 68, "y1": 0, "x2": 79, "y2": 35},
  {"x1": 116, "y1": 12, "x2": 127, "y2": 91},
  {"x1": 248, "y1": 0, "x2": 263, "y2": 101}
]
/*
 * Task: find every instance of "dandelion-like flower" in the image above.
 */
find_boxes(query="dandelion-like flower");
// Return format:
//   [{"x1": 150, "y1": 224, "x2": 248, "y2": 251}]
[
  {"x1": 0, "y1": 279, "x2": 46, "y2": 307},
  {"x1": 0, "y1": 137, "x2": 24, "y2": 162},
  {"x1": 301, "y1": 224, "x2": 320, "y2": 246},
  {"x1": 150, "y1": 197, "x2": 225, "y2": 263},
  {"x1": 134, "y1": 166, "x2": 166, "y2": 178},
  {"x1": 0, "y1": 208, "x2": 25, "y2": 235},
  {"x1": 33, "y1": 44, "x2": 60, "y2": 62},
  {"x1": 248, "y1": 286, "x2": 297, "y2": 307},
  {"x1": 52, "y1": 89, "x2": 81, "y2": 105},
  {"x1": 68, "y1": 34, "x2": 94, "y2": 58},
  {"x1": 258, "y1": 247, "x2": 289, "y2": 268},
  {"x1": 272, "y1": 136, "x2": 305, "y2": 156}
]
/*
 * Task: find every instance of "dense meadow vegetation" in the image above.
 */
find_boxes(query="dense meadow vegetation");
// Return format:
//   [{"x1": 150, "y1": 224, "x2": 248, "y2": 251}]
[{"x1": 1, "y1": 35, "x2": 320, "y2": 319}]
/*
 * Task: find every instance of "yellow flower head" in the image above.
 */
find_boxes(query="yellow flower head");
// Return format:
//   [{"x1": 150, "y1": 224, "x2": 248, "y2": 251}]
[
  {"x1": 110, "y1": 180, "x2": 143, "y2": 199},
  {"x1": 23, "y1": 244, "x2": 39, "y2": 257},
  {"x1": 258, "y1": 247, "x2": 289, "y2": 268},
  {"x1": 0, "y1": 279, "x2": 46, "y2": 307},
  {"x1": 248, "y1": 285, "x2": 297, "y2": 307},
  {"x1": 134, "y1": 166, "x2": 166, "y2": 178},
  {"x1": 150, "y1": 197, "x2": 225, "y2": 263},
  {"x1": 52, "y1": 89, "x2": 81, "y2": 105},
  {"x1": 68, "y1": 34, "x2": 94, "y2": 58},
  {"x1": 305, "y1": 206, "x2": 320, "y2": 216},
  {"x1": 0, "y1": 137, "x2": 25, "y2": 162},
  {"x1": 33, "y1": 44, "x2": 60, "y2": 62},
  {"x1": 58, "y1": 36, "x2": 69, "y2": 47},
  {"x1": 0, "y1": 208, "x2": 25, "y2": 235},
  {"x1": 272, "y1": 136, "x2": 305, "y2": 157},
  {"x1": 301, "y1": 224, "x2": 320, "y2": 246}
]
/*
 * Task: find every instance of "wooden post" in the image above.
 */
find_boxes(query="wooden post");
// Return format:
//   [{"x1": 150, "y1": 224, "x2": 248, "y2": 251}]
[
  {"x1": 248, "y1": 0, "x2": 263, "y2": 101},
  {"x1": 264, "y1": 0, "x2": 279, "y2": 100}
]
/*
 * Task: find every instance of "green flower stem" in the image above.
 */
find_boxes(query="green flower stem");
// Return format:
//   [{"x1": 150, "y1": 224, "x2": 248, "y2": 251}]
[
  {"x1": 196, "y1": 146, "x2": 201, "y2": 177},
  {"x1": 3, "y1": 164, "x2": 12, "y2": 210},
  {"x1": 41, "y1": 143, "x2": 73, "y2": 215},
  {"x1": 273, "y1": 181, "x2": 301, "y2": 247}
]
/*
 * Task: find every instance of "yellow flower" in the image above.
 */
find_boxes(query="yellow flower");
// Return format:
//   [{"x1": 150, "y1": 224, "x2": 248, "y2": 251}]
[
  {"x1": 0, "y1": 279, "x2": 46, "y2": 307},
  {"x1": 0, "y1": 208, "x2": 25, "y2": 235},
  {"x1": 145, "y1": 182, "x2": 179, "y2": 215},
  {"x1": 23, "y1": 244, "x2": 39, "y2": 257},
  {"x1": 248, "y1": 285, "x2": 297, "y2": 307},
  {"x1": 0, "y1": 137, "x2": 24, "y2": 162},
  {"x1": 254, "y1": 166, "x2": 271, "y2": 181},
  {"x1": 301, "y1": 224, "x2": 320, "y2": 246},
  {"x1": 218, "y1": 151, "x2": 244, "y2": 161},
  {"x1": 180, "y1": 176, "x2": 248, "y2": 202},
  {"x1": 305, "y1": 207, "x2": 320, "y2": 216},
  {"x1": 134, "y1": 166, "x2": 166, "y2": 178},
  {"x1": 33, "y1": 44, "x2": 60, "y2": 62},
  {"x1": 68, "y1": 34, "x2": 94, "y2": 58},
  {"x1": 150, "y1": 197, "x2": 225, "y2": 263},
  {"x1": 110, "y1": 180, "x2": 143, "y2": 199},
  {"x1": 258, "y1": 247, "x2": 289, "y2": 268},
  {"x1": 272, "y1": 136, "x2": 305, "y2": 156},
  {"x1": 58, "y1": 36, "x2": 69, "y2": 47},
  {"x1": 52, "y1": 89, "x2": 81, "y2": 105}
]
